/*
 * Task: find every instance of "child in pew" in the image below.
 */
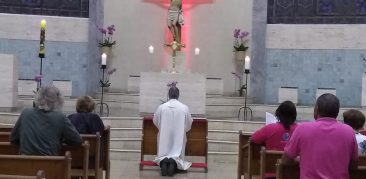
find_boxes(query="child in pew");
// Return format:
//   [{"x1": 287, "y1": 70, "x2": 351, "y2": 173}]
[
  {"x1": 68, "y1": 96, "x2": 105, "y2": 135},
  {"x1": 343, "y1": 109, "x2": 366, "y2": 154},
  {"x1": 10, "y1": 85, "x2": 82, "y2": 155},
  {"x1": 251, "y1": 101, "x2": 298, "y2": 151}
]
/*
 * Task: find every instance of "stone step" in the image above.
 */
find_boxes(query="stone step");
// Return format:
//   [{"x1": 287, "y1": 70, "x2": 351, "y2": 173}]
[
  {"x1": 96, "y1": 92, "x2": 139, "y2": 103},
  {"x1": 109, "y1": 150, "x2": 238, "y2": 163},
  {"x1": 102, "y1": 117, "x2": 143, "y2": 128},
  {"x1": 208, "y1": 140, "x2": 238, "y2": 153},
  {"x1": 208, "y1": 120, "x2": 264, "y2": 132},
  {"x1": 208, "y1": 130, "x2": 240, "y2": 142},
  {"x1": 110, "y1": 137, "x2": 239, "y2": 153},
  {"x1": 110, "y1": 138, "x2": 141, "y2": 150},
  {"x1": 110, "y1": 128, "x2": 142, "y2": 138}
]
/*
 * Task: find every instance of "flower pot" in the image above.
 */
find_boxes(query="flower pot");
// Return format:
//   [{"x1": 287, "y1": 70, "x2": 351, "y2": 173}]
[
  {"x1": 101, "y1": 46, "x2": 112, "y2": 56},
  {"x1": 235, "y1": 51, "x2": 246, "y2": 62}
]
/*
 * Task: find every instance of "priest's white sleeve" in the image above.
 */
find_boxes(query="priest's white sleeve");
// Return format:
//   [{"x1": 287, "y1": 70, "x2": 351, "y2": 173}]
[
  {"x1": 153, "y1": 105, "x2": 162, "y2": 129},
  {"x1": 184, "y1": 106, "x2": 193, "y2": 132}
]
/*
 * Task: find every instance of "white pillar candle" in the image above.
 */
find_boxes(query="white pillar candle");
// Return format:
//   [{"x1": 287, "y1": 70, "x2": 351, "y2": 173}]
[
  {"x1": 245, "y1": 56, "x2": 250, "y2": 70},
  {"x1": 101, "y1": 53, "x2": 107, "y2": 65},
  {"x1": 149, "y1": 45, "x2": 154, "y2": 54},
  {"x1": 195, "y1": 48, "x2": 200, "y2": 55}
]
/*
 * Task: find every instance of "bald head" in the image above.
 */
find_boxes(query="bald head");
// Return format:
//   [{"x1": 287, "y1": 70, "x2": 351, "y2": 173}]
[{"x1": 314, "y1": 93, "x2": 340, "y2": 119}]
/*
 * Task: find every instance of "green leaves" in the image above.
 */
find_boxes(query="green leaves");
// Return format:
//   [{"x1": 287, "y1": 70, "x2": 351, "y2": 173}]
[{"x1": 100, "y1": 80, "x2": 111, "y2": 87}]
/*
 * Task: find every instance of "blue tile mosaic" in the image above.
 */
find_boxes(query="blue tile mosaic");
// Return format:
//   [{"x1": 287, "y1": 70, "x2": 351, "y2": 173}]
[{"x1": 265, "y1": 49, "x2": 366, "y2": 107}]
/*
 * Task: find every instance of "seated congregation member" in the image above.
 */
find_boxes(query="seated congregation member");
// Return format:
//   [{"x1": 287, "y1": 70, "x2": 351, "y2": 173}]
[
  {"x1": 68, "y1": 96, "x2": 104, "y2": 134},
  {"x1": 283, "y1": 93, "x2": 358, "y2": 179},
  {"x1": 251, "y1": 101, "x2": 298, "y2": 151},
  {"x1": 343, "y1": 109, "x2": 366, "y2": 154},
  {"x1": 153, "y1": 85, "x2": 193, "y2": 177},
  {"x1": 10, "y1": 85, "x2": 82, "y2": 155}
]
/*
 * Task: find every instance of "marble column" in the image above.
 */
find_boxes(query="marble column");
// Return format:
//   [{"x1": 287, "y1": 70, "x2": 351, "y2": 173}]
[{"x1": 250, "y1": 0, "x2": 268, "y2": 103}]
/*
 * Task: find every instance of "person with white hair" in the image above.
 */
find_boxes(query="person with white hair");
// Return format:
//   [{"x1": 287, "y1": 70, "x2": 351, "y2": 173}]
[{"x1": 10, "y1": 85, "x2": 82, "y2": 155}]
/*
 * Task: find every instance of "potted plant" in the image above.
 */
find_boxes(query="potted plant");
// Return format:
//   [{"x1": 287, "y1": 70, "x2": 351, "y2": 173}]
[
  {"x1": 99, "y1": 25, "x2": 116, "y2": 56},
  {"x1": 233, "y1": 29, "x2": 249, "y2": 61}
]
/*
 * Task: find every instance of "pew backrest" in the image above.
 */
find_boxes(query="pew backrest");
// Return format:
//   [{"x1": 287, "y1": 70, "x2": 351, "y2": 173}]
[
  {"x1": 0, "y1": 132, "x2": 10, "y2": 142},
  {"x1": 80, "y1": 133, "x2": 101, "y2": 178},
  {"x1": 0, "y1": 151, "x2": 71, "y2": 179},
  {"x1": 0, "y1": 170, "x2": 45, "y2": 179},
  {"x1": 237, "y1": 130, "x2": 252, "y2": 179},
  {"x1": 141, "y1": 117, "x2": 208, "y2": 156},
  {"x1": 60, "y1": 141, "x2": 89, "y2": 179},
  {"x1": 247, "y1": 139, "x2": 262, "y2": 179},
  {"x1": 0, "y1": 142, "x2": 19, "y2": 155},
  {"x1": 259, "y1": 147, "x2": 284, "y2": 179},
  {"x1": 275, "y1": 159, "x2": 300, "y2": 179},
  {"x1": 100, "y1": 126, "x2": 111, "y2": 179}
]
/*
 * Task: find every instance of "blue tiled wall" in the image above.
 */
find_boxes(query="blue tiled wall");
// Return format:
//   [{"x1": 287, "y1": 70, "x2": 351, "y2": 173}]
[
  {"x1": 0, "y1": 39, "x2": 90, "y2": 96},
  {"x1": 265, "y1": 49, "x2": 366, "y2": 107}
]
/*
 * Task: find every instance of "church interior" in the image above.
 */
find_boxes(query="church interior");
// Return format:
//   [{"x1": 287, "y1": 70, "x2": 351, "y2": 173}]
[{"x1": 1, "y1": 0, "x2": 366, "y2": 178}]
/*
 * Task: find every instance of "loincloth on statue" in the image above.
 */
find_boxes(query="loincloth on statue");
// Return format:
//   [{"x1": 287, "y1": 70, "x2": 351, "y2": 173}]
[{"x1": 167, "y1": 10, "x2": 184, "y2": 26}]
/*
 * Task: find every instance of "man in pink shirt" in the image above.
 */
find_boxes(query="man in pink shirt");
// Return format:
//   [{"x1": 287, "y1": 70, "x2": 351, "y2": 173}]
[{"x1": 283, "y1": 93, "x2": 358, "y2": 179}]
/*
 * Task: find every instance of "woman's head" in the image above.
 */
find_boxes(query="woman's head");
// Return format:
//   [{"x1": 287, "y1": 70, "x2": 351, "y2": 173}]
[
  {"x1": 276, "y1": 101, "x2": 297, "y2": 130},
  {"x1": 34, "y1": 85, "x2": 64, "y2": 112},
  {"x1": 76, "y1": 96, "x2": 96, "y2": 113},
  {"x1": 343, "y1": 109, "x2": 365, "y2": 131}
]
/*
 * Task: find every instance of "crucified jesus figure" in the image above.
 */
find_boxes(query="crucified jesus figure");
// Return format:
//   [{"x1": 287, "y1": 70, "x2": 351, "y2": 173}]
[{"x1": 167, "y1": 0, "x2": 184, "y2": 44}]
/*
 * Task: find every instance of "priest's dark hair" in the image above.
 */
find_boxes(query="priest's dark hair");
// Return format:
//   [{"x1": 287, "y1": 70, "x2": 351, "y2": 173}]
[
  {"x1": 168, "y1": 87, "x2": 180, "y2": 99},
  {"x1": 275, "y1": 100, "x2": 297, "y2": 130}
]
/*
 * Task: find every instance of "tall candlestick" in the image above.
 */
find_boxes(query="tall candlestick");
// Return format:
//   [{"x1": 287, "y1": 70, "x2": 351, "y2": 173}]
[
  {"x1": 40, "y1": 19, "x2": 46, "y2": 30},
  {"x1": 101, "y1": 53, "x2": 107, "y2": 66},
  {"x1": 39, "y1": 19, "x2": 46, "y2": 58},
  {"x1": 245, "y1": 56, "x2": 250, "y2": 70}
]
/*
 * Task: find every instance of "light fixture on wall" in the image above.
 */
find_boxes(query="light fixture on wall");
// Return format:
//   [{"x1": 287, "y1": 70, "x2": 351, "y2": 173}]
[
  {"x1": 194, "y1": 47, "x2": 200, "y2": 55},
  {"x1": 148, "y1": 45, "x2": 154, "y2": 54}
]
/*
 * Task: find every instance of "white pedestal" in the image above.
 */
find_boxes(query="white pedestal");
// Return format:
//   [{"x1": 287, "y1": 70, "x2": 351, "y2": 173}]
[
  {"x1": 278, "y1": 87, "x2": 298, "y2": 104},
  {"x1": 18, "y1": 79, "x2": 37, "y2": 96},
  {"x1": 139, "y1": 72, "x2": 206, "y2": 116},
  {"x1": 0, "y1": 54, "x2": 18, "y2": 108},
  {"x1": 316, "y1": 88, "x2": 336, "y2": 100},
  {"x1": 362, "y1": 73, "x2": 366, "y2": 106},
  {"x1": 52, "y1": 80, "x2": 72, "y2": 97}
]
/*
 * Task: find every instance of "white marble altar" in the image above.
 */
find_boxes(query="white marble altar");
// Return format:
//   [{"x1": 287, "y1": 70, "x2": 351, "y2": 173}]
[
  {"x1": 0, "y1": 54, "x2": 18, "y2": 109},
  {"x1": 139, "y1": 72, "x2": 206, "y2": 116}
]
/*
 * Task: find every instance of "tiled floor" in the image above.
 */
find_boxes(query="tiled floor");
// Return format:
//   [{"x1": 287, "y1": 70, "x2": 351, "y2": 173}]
[{"x1": 110, "y1": 160, "x2": 238, "y2": 179}]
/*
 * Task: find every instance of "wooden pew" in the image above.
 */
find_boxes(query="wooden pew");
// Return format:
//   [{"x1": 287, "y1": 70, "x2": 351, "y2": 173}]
[
  {"x1": 0, "y1": 170, "x2": 45, "y2": 179},
  {"x1": 275, "y1": 159, "x2": 300, "y2": 179},
  {"x1": 359, "y1": 155, "x2": 366, "y2": 166},
  {"x1": 276, "y1": 158, "x2": 366, "y2": 179},
  {"x1": 0, "y1": 132, "x2": 10, "y2": 142},
  {"x1": 100, "y1": 126, "x2": 111, "y2": 179},
  {"x1": 0, "y1": 151, "x2": 71, "y2": 179},
  {"x1": 259, "y1": 147, "x2": 283, "y2": 179},
  {"x1": 247, "y1": 139, "x2": 262, "y2": 179},
  {"x1": 0, "y1": 126, "x2": 12, "y2": 132},
  {"x1": 0, "y1": 126, "x2": 111, "y2": 179},
  {"x1": 61, "y1": 141, "x2": 89, "y2": 179},
  {"x1": 0, "y1": 142, "x2": 19, "y2": 155},
  {"x1": 237, "y1": 130, "x2": 253, "y2": 179},
  {"x1": 80, "y1": 133, "x2": 102, "y2": 179},
  {"x1": 350, "y1": 166, "x2": 366, "y2": 179},
  {"x1": 139, "y1": 116, "x2": 208, "y2": 172}
]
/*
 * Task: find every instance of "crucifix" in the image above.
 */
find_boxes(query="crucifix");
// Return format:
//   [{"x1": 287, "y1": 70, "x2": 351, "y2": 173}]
[{"x1": 164, "y1": 41, "x2": 185, "y2": 73}]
